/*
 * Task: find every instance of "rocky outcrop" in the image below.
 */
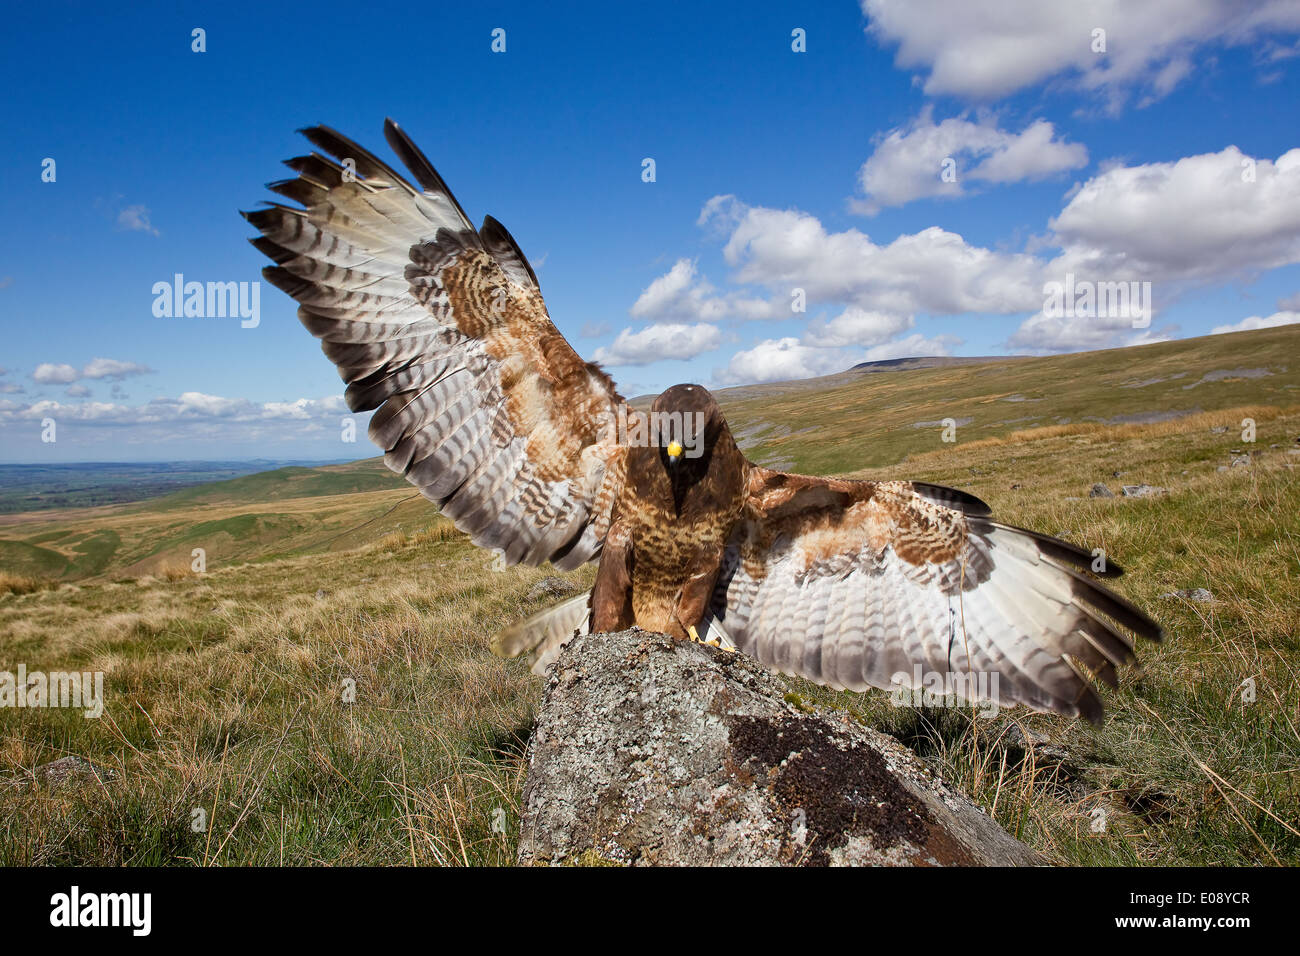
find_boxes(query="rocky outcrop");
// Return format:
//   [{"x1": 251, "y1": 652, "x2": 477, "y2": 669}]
[{"x1": 516, "y1": 629, "x2": 1042, "y2": 867}]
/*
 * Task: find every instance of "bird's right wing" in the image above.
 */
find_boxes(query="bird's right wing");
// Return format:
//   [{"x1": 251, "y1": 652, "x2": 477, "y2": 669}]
[
  {"x1": 244, "y1": 120, "x2": 629, "y2": 570},
  {"x1": 706, "y1": 467, "x2": 1162, "y2": 722}
]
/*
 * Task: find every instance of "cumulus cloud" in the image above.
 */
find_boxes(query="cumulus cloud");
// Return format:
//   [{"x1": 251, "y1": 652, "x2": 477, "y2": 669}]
[
  {"x1": 1279, "y1": 291, "x2": 1300, "y2": 311},
  {"x1": 861, "y1": 0, "x2": 1300, "y2": 109},
  {"x1": 31, "y1": 357, "x2": 153, "y2": 385},
  {"x1": 854, "y1": 111, "x2": 1087, "y2": 214},
  {"x1": 802, "y1": 308, "x2": 912, "y2": 348},
  {"x1": 703, "y1": 198, "x2": 1042, "y2": 316},
  {"x1": 592, "y1": 322, "x2": 724, "y2": 366},
  {"x1": 630, "y1": 258, "x2": 779, "y2": 323},
  {"x1": 0, "y1": 392, "x2": 348, "y2": 427},
  {"x1": 1210, "y1": 310, "x2": 1300, "y2": 335},
  {"x1": 1047, "y1": 147, "x2": 1300, "y2": 282},
  {"x1": 715, "y1": 338, "x2": 857, "y2": 386},
  {"x1": 32, "y1": 363, "x2": 80, "y2": 385},
  {"x1": 64, "y1": 384, "x2": 92, "y2": 398}
]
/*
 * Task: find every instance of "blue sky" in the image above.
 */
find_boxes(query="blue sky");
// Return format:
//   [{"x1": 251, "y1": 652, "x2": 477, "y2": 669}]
[{"x1": 1, "y1": 0, "x2": 1298, "y2": 462}]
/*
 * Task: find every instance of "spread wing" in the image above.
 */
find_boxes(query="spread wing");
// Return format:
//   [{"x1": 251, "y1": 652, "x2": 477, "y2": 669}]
[
  {"x1": 243, "y1": 119, "x2": 628, "y2": 570},
  {"x1": 706, "y1": 467, "x2": 1162, "y2": 723}
]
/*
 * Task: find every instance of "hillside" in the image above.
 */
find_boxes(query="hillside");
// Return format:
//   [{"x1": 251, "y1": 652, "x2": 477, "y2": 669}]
[
  {"x1": 3, "y1": 324, "x2": 1295, "y2": 584},
  {"x1": 1, "y1": 325, "x2": 1297, "y2": 867}
]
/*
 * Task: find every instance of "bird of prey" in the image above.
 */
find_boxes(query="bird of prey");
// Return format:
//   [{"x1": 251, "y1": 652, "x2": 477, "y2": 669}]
[{"x1": 244, "y1": 119, "x2": 1160, "y2": 724}]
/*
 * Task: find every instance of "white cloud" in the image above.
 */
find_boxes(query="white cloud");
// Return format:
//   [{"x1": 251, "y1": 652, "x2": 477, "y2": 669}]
[
  {"x1": 1210, "y1": 310, "x2": 1300, "y2": 335},
  {"x1": 82, "y1": 358, "x2": 153, "y2": 381},
  {"x1": 31, "y1": 357, "x2": 153, "y2": 385},
  {"x1": 861, "y1": 0, "x2": 1300, "y2": 109},
  {"x1": 117, "y1": 204, "x2": 160, "y2": 236},
  {"x1": 803, "y1": 308, "x2": 912, "y2": 348},
  {"x1": 1279, "y1": 292, "x2": 1300, "y2": 311},
  {"x1": 704, "y1": 198, "x2": 1042, "y2": 316},
  {"x1": 715, "y1": 338, "x2": 857, "y2": 386},
  {"x1": 1047, "y1": 147, "x2": 1300, "y2": 282},
  {"x1": 592, "y1": 323, "x2": 723, "y2": 366},
  {"x1": 854, "y1": 111, "x2": 1087, "y2": 213},
  {"x1": 32, "y1": 363, "x2": 80, "y2": 384},
  {"x1": 629, "y1": 258, "x2": 779, "y2": 323},
  {"x1": 65, "y1": 384, "x2": 92, "y2": 398},
  {"x1": 0, "y1": 392, "x2": 349, "y2": 427}
]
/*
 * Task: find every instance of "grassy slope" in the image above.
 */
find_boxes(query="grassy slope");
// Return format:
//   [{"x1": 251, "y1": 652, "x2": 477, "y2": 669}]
[
  {"x1": 1, "y1": 326, "x2": 1297, "y2": 865},
  {"x1": 721, "y1": 325, "x2": 1300, "y2": 473}
]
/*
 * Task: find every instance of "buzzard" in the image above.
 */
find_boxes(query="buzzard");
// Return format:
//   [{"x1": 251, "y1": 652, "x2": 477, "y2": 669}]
[{"x1": 245, "y1": 120, "x2": 1160, "y2": 724}]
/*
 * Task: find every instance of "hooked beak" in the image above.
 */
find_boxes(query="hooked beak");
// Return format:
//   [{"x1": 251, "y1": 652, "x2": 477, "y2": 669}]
[{"x1": 666, "y1": 440, "x2": 683, "y2": 464}]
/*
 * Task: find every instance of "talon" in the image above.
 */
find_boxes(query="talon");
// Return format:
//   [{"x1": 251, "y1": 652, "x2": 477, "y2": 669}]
[
  {"x1": 705, "y1": 637, "x2": 722, "y2": 648},
  {"x1": 687, "y1": 625, "x2": 700, "y2": 643}
]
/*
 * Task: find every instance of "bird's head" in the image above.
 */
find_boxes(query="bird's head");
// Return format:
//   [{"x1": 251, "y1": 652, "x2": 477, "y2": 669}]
[{"x1": 650, "y1": 384, "x2": 725, "y2": 471}]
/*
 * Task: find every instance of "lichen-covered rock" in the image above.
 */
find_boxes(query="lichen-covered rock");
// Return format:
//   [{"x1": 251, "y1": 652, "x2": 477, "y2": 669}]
[{"x1": 516, "y1": 629, "x2": 1042, "y2": 867}]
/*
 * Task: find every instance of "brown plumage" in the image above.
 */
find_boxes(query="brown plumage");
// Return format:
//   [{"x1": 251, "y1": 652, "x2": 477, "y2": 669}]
[{"x1": 245, "y1": 120, "x2": 1162, "y2": 724}]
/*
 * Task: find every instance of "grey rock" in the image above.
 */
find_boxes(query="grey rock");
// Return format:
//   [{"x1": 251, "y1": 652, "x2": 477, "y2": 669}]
[
  {"x1": 1159, "y1": 588, "x2": 1213, "y2": 603},
  {"x1": 526, "y1": 576, "x2": 582, "y2": 601},
  {"x1": 1230, "y1": 455, "x2": 1251, "y2": 467},
  {"x1": 6, "y1": 755, "x2": 118, "y2": 792},
  {"x1": 1089, "y1": 483, "x2": 1114, "y2": 498},
  {"x1": 517, "y1": 629, "x2": 1042, "y2": 867},
  {"x1": 1121, "y1": 484, "x2": 1168, "y2": 498}
]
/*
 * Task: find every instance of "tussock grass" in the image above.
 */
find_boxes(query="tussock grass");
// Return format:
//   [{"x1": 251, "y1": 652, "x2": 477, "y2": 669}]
[{"x1": 0, "y1": 571, "x2": 58, "y2": 596}]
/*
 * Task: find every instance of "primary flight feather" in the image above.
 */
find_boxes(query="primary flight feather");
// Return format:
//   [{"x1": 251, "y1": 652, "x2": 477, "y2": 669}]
[{"x1": 245, "y1": 119, "x2": 1161, "y2": 724}]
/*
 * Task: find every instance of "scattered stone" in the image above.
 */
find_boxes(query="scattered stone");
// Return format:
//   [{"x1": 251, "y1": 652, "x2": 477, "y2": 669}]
[
  {"x1": 1111, "y1": 470, "x2": 1125, "y2": 478},
  {"x1": 1216, "y1": 466, "x2": 1229, "y2": 472},
  {"x1": 1089, "y1": 483, "x2": 1114, "y2": 498},
  {"x1": 527, "y1": 576, "x2": 582, "y2": 601},
  {"x1": 1010, "y1": 483, "x2": 1022, "y2": 490},
  {"x1": 517, "y1": 629, "x2": 1042, "y2": 867},
  {"x1": 1230, "y1": 455, "x2": 1250, "y2": 467},
  {"x1": 16, "y1": 756, "x2": 117, "y2": 791},
  {"x1": 1210, "y1": 425, "x2": 1228, "y2": 434},
  {"x1": 1121, "y1": 484, "x2": 1168, "y2": 498},
  {"x1": 314, "y1": 589, "x2": 329, "y2": 600},
  {"x1": 1159, "y1": 588, "x2": 1213, "y2": 603}
]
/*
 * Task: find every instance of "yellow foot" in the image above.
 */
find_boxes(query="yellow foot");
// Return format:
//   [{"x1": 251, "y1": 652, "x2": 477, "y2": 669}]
[{"x1": 686, "y1": 625, "x2": 701, "y2": 643}]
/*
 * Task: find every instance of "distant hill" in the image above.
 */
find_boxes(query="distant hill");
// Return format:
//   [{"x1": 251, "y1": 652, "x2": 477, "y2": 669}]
[
  {"x1": 0, "y1": 459, "x2": 359, "y2": 514},
  {"x1": 1, "y1": 323, "x2": 1296, "y2": 582},
  {"x1": 711, "y1": 325, "x2": 1300, "y2": 474}
]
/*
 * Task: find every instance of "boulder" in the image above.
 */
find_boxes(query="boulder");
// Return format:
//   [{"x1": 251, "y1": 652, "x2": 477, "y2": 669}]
[{"x1": 516, "y1": 629, "x2": 1042, "y2": 867}]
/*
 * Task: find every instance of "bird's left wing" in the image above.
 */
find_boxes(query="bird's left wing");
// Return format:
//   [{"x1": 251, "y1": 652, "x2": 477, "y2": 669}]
[
  {"x1": 705, "y1": 467, "x2": 1161, "y2": 722},
  {"x1": 244, "y1": 120, "x2": 628, "y2": 570}
]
